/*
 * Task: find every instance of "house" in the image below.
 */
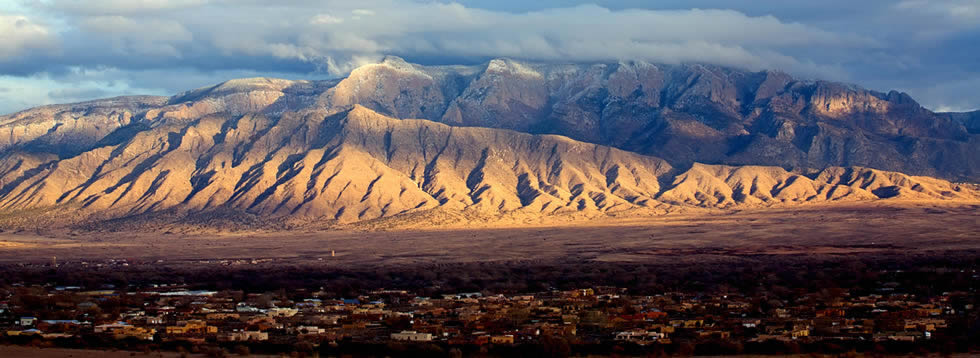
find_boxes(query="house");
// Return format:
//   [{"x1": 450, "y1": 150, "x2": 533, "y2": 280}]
[
  {"x1": 38, "y1": 320, "x2": 81, "y2": 332},
  {"x1": 491, "y1": 335, "x2": 515, "y2": 344},
  {"x1": 615, "y1": 330, "x2": 666, "y2": 344},
  {"x1": 816, "y1": 309, "x2": 845, "y2": 318},
  {"x1": 443, "y1": 292, "x2": 483, "y2": 300},
  {"x1": 391, "y1": 330, "x2": 433, "y2": 341},
  {"x1": 874, "y1": 332, "x2": 920, "y2": 342},
  {"x1": 699, "y1": 330, "x2": 731, "y2": 339},
  {"x1": 472, "y1": 335, "x2": 491, "y2": 346},
  {"x1": 205, "y1": 313, "x2": 240, "y2": 320},
  {"x1": 293, "y1": 326, "x2": 326, "y2": 335},
  {"x1": 219, "y1": 330, "x2": 269, "y2": 342},
  {"x1": 95, "y1": 322, "x2": 133, "y2": 333},
  {"x1": 267, "y1": 307, "x2": 298, "y2": 317},
  {"x1": 113, "y1": 326, "x2": 156, "y2": 341},
  {"x1": 236, "y1": 303, "x2": 261, "y2": 313},
  {"x1": 15, "y1": 329, "x2": 42, "y2": 336},
  {"x1": 791, "y1": 328, "x2": 809, "y2": 338},
  {"x1": 166, "y1": 320, "x2": 217, "y2": 335},
  {"x1": 670, "y1": 319, "x2": 703, "y2": 328}
]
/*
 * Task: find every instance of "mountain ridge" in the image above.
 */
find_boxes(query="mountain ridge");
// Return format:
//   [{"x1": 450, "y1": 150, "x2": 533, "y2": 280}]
[
  {"x1": 0, "y1": 104, "x2": 974, "y2": 231},
  {"x1": 0, "y1": 57, "x2": 976, "y2": 230},
  {"x1": 3, "y1": 57, "x2": 975, "y2": 182}
]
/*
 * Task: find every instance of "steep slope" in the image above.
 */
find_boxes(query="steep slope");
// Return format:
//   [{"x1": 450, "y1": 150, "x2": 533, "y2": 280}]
[
  {"x1": 0, "y1": 106, "x2": 674, "y2": 225},
  {"x1": 940, "y1": 110, "x2": 980, "y2": 134},
  {"x1": 0, "y1": 96, "x2": 167, "y2": 156},
  {"x1": 1, "y1": 57, "x2": 976, "y2": 182},
  {"x1": 0, "y1": 105, "x2": 974, "y2": 230},
  {"x1": 657, "y1": 164, "x2": 976, "y2": 207},
  {"x1": 0, "y1": 58, "x2": 976, "y2": 230},
  {"x1": 312, "y1": 58, "x2": 979, "y2": 182}
]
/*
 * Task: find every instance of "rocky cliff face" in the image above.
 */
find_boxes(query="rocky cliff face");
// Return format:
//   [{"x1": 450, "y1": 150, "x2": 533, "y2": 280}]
[
  {"x1": 941, "y1": 110, "x2": 980, "y2": 135},
  {"x1": 0, "y1": 57, "x2": 976, "y2": 229}
]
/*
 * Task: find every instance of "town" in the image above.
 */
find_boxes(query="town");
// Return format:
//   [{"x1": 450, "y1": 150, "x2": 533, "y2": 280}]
[{"x1": 1, "y1": 270, "x2": 976, "y2": 357}]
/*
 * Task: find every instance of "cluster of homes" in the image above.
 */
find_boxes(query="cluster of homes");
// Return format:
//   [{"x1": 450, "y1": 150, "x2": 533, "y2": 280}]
[{"x1": 0, "y1": 283, "x2": 972, "y2": 349}]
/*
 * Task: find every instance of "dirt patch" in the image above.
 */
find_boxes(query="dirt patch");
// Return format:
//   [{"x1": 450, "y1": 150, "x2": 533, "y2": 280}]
[{"x1": 0, "y1": 202, "x2": 975, "y2": 268}]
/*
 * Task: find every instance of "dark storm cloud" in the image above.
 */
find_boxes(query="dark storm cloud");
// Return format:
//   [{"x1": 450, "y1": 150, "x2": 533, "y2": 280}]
[{"x1": 0, "y1": 0, "x2": 977, "y2": 114}]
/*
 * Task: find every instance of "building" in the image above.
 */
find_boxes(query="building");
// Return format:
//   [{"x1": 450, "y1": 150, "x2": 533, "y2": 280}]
[
  {"x1": 391, "y1": 330, "x2": 433, "y2": 342},
  {"x1": 38, "y1": 320, "x2": 81, "y2": 332},
  {"x1": 615, "y1": 330, "x2": 666, "y2": 344},
  {"x1": 491, "y1": 335, "x2": 515, "y2": 344},
  {"x1": 293, "y1": 326, "x2": 326, "y2": 335},
  {"x1": 19, "y1": 317, "x2": 37, "y2": 326},
  {"x1": 166, "y1": 320, "x2": 217, "y2": 335},
  {"x1": 267, "y1": 307, "x2": 298, "y2": 317},
  {"x1": 95, "y1": 323, "x2": 133, "y2": 333},
  {"x1": 219, "y1": 331, "x2": 269, "y2": 342},
  {"x1": 113, "y1": 326, "x2": 156, "y2": 341}
]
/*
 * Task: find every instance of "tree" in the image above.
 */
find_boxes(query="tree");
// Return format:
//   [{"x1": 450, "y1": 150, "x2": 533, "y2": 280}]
[{"x1": 232, "y1": 344, "x2": 250, "y2": 356}]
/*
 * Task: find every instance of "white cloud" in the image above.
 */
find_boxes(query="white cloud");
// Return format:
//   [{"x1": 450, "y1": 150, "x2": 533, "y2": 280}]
[
  {"x1": 910, "y1": 75, "x2": 980, "y2": 112},
  {"x1": 891, "y1": 0, "x2": 979, "y2": 42},
  {"x1": 0, "y1": 1, "x2": 976, "y2": 112},
  {"x1": 78, "y1": 15, "x2": 193, "y2": 57},
  {"x1": 42, "y1": 0, "x2": 210, "y2": 16},
  {"x1": 0, "y1": 73, "x2": 138, "y2": 115},
  {"x1": 134, "y1": 2, "x2": 873, "y2": 79},
  {"x1": 0, "y1": 66, "x2": 331, "y2": 114},
  {"x1": 351, "y1": 9, "x2": 375, "y2": 16},
  {"x1": 896, "y1": 0, "x2": 979, "y2": 22},
  {"x1": 15, "y1": 2, "x2": 882, "y2": 75},
  {"x1": 311, "y1": 13, "x2": 344, "y2": 25},
  {"x1": 0, "y1": 13, "x2": 59, "y2": 61}
]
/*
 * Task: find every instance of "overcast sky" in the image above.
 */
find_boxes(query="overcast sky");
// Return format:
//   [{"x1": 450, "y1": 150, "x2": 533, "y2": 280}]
[{"x1": 1, "y1": 0, "x2": 978, "y2": 114}]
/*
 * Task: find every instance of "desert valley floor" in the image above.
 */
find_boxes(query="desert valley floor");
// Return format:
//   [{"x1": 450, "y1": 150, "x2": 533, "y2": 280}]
[{"x1": 0, "y1": 201, "x2": 976, "y2": 268}]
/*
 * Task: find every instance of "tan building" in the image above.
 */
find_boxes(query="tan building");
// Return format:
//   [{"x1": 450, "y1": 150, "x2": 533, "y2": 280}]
[
  {"x1": 166, "y1": 320, "x2": 217, "y2": 335},
  {"x1": 219, "y1": 331, "x2": 269, "y2": 342},
  {"x1": 491, "y1": 335, "x2": 515, "y2": 344},
  {"x1": 113, "y1": 326, "x2": 156, "y2": 341},
  {"x1": 391, "y1": 330, "x2": 433, "y2": 342}
]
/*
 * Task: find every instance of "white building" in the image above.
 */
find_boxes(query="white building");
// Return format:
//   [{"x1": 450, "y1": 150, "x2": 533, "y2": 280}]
[
  {"x1": 615, "y1": 330, "x2": 665, "y2": 344},
  {"x1": 267, "y1": 307, "x2": 298, "y2": 317},
  {"x1": 391, "y1": 330, "x2": 433, "y2": 342},
  {"x1": 220, "y1": 331, "x2": 269, "y2": 342},
  {"x1": 293, "y1": 326, "x2": 326, "y2": 335}
]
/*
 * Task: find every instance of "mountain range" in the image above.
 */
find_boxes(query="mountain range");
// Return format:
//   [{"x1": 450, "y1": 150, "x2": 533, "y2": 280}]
[{"x1": 0, "y1": 57, "x2": 976, "y2": 230}]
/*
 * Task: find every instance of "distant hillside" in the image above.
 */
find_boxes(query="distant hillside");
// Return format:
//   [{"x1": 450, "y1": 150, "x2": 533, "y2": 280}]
[
  {"x1": 0, "y1": 105, "x2": 974, "y2": 230},
  {"x1": 314, "y1": 57, "x2": 978, "y2": 182},
  {"x1": 0, "y1": 57, "x2": 977, "y2": 230},
  {"x1": 3, "y1": 57, "x2": 977, "y2": 184}
]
